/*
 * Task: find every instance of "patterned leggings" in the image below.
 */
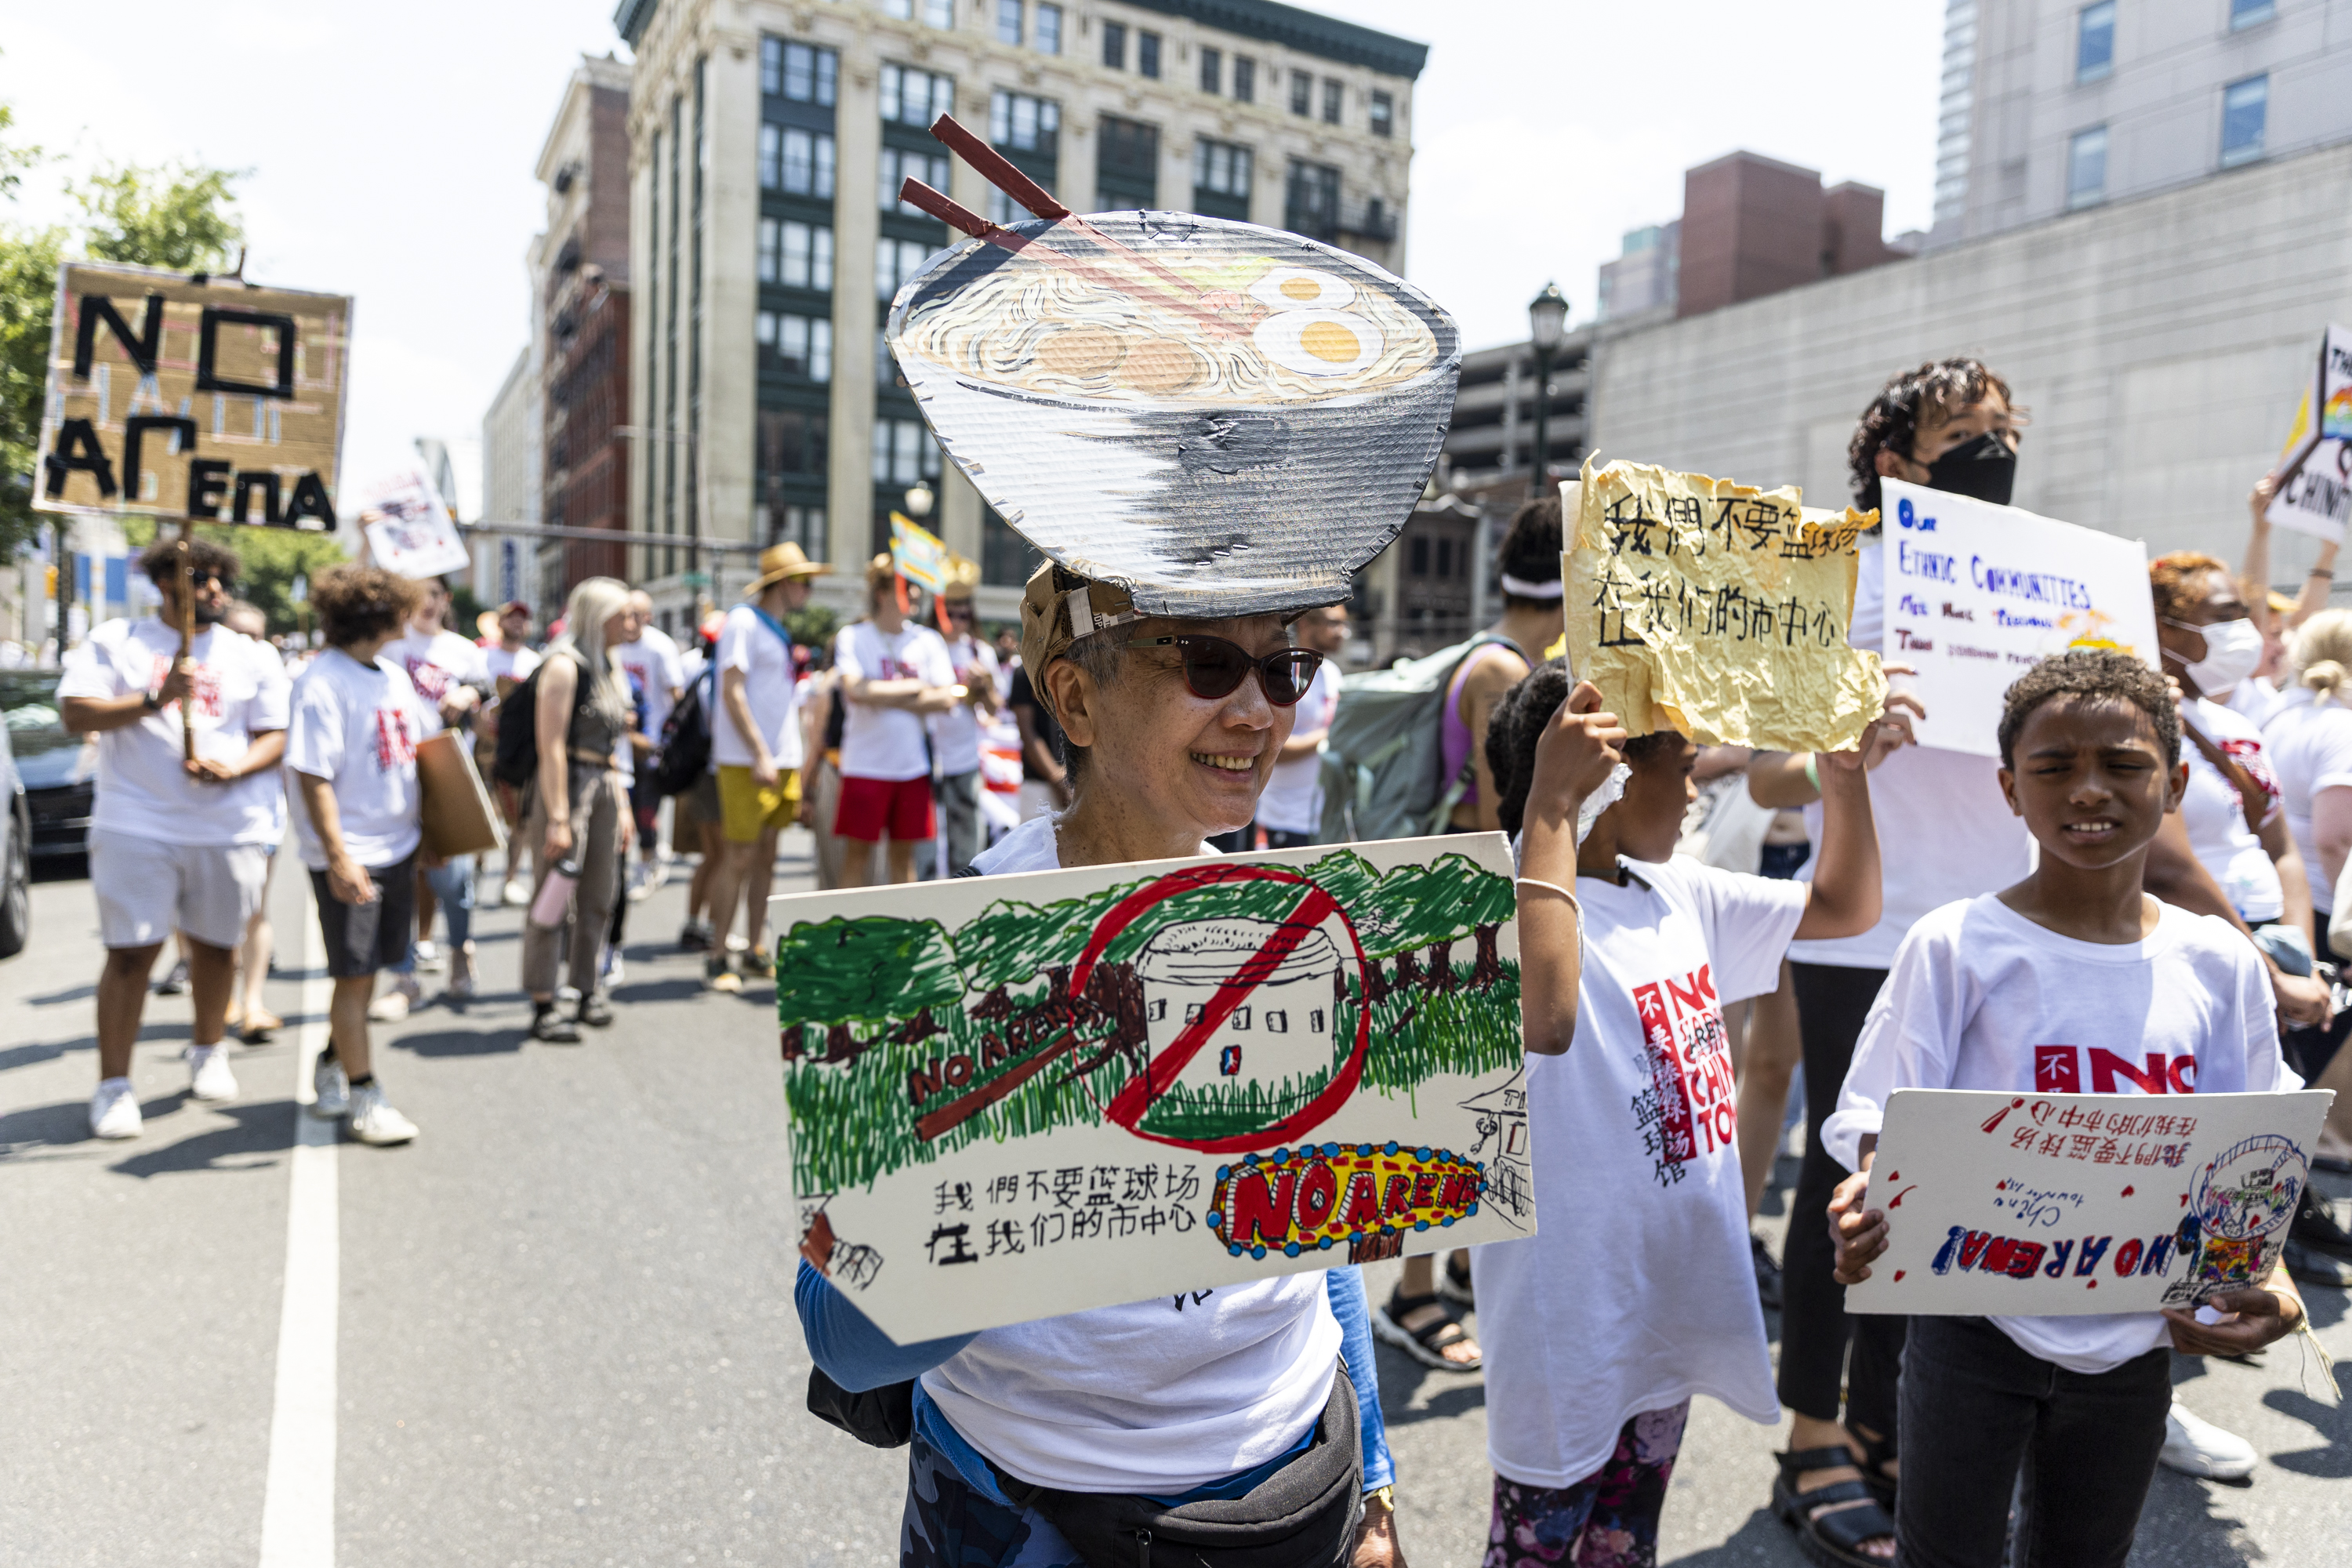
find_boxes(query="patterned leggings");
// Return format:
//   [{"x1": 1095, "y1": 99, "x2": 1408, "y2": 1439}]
[{"x1": 1483, "y1": 1401, "x2": 1690, "y2": 1568}]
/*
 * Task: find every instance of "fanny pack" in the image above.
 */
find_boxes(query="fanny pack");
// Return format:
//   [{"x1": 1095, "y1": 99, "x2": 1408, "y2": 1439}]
[{"x1": 984, "y1": 1362, "x2": 1363, "y2": 1568}]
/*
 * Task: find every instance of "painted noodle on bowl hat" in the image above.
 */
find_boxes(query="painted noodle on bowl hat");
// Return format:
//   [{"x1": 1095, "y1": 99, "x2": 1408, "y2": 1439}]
[{"x1": 882, "y1": 119, "x2": 1461, "y2": 620}]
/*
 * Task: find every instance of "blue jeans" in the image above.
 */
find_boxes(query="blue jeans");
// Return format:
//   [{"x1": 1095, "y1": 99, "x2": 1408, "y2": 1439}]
[{"x1": 392, "y1": 855, "x2": 474, "y2": 973}]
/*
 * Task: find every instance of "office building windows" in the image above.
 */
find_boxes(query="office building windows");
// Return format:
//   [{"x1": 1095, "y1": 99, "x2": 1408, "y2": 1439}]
[
  {"x1": 1193, "y1": 138, "x2": 1251, "y2": 220},
  {"x1": 1138, "y1": 31, "x2": 1161, "y2": 78},
  {"x1": 879, "y1": 147, "x2": 952, "y2": 216},
  {"x1": 1370, "y1": 89, "x2": 1393, "y2": 138},
  {"x1": 872, "y1": 419, "x2": 942, "y2": 486},
  {"x1": 1095, "y1": 114, "x2": 1160, "y2": 210},
  {"x1": 757, "y1": 311, "x2": 833, "y2": 383},
  {"x1": 757, "y1": 407, "x2": 829, "y2": 476},
  {"x1": 760, "y1": 125, "x2": 837, "y2": 198},
  {"x1": 1102, "y1": 20, "x2": 1126, "y2": 69},
  {"x1": 1200, "y1": 47, "x2": 1221, "y2": 95},
  {"x1": 1036, "y1": 2, "x2": 1062, "y2": 53},
  {"x1": 761, "y1": 38, "x2": 838, "y2": 104},
  {"x1": 763, "y1": 499, "x2": 826, "y2": 558},
  {"x1": 758, "y1": 218, "x2": 834, "y2": 289},
  {"x1": 876, "y1": 237, "x2": 933, "y2": 303},
  {"x1": 2230, "y1": 0, "x2": 2275, "y2": 27},
  {"x1": 925, "y1": 0, "x2": 953, "y2": 24},
  {"x1": 1290, "y1": 71, "x2": 1312, "y2": 116},
  {"x1": 1232, "y1": 56, "x2": 1255, "y2": 103},
  {"x1": 990, "y1": 89, "x2": 1060, "y2": 152},
  {"x1": 1322, "y1": 78, "x2": 1342, "y2": 125},
  {"x1": 2221, "y1": 74, "x2": 2267, "y2": 166},
  {"x1": 1284, "y1": 158, "x2": 1340, "y2": 241},
  {"x1": 2066, "y1": 125, "x2": 2107, "y2": 209},
  {"x1": 2076, "y1": 2, "x2": 2114, "y2": 82},
  {"x1": 996, "y1": 0, "x2": 1022, "y2": 45},
  {"x1": 880, "y1": 64, "x2": 954, "y2": 126},
  {"x1": 882, "y1": 0, "x2": 913, "y2": 15}
]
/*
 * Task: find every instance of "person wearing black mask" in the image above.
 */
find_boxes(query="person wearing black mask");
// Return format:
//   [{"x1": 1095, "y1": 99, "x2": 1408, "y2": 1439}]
[{"x1": 1744, "y1": 358, "x2": 2032, "y2": 1567}]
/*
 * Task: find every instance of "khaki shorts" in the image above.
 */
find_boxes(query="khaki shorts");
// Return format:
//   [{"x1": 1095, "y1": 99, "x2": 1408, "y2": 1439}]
[
  {"x1": 717, "y1": 764, "x2": 802, "y2": 843},
  {"x1": 90, "y1": 829, "x2": 270, "y2": 951}
]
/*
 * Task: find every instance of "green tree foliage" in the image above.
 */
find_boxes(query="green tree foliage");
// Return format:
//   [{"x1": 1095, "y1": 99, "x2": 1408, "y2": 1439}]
[
  {"x1": 0, "y1": 135, "x2": 245, "y2": 562},
  {"x1": 785, "y1": 604, "x2": 838, "y2": 652},
  {"x1": 777, "y1": 915, "x2": 960, "y2": 1027},
  {"x1": 122, "y1": 515, "x2": 347, "y2": 638}
]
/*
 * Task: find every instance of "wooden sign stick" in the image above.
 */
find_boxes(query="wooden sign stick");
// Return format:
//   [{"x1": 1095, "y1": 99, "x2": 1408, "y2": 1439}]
[{"x1": 176, "y1": 520, "x2": 197, "y2": 763}]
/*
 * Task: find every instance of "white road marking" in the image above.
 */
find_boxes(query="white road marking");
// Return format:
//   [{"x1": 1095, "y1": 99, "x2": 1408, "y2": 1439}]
[{"x1": 257, "y1": 897, "x2": 338, "y2": 1568}]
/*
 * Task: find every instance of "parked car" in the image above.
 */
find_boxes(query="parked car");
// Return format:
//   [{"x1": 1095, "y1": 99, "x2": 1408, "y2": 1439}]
[
  {"x1": 0, "y1": 670, "x2": 96, "y2": 865},
  {"x1": 0, "y1": 681, "x2": 30, "y2": 957}
]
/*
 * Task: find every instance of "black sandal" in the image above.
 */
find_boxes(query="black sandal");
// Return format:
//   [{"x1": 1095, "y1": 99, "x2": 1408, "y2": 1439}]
[
  {"x1": 1371, "y1": 1287, "x2": 1482, "y2": 1371},
  {"x1": 1772, "y1": 1446, "x2": 1895, "y2": 1568},
  {"x1": 1436, "y1": 1251, "x2": 1476, "y2": 1307},
  {"x1": 1850, "y1": 1426, "x2": 1898, "y2": 1511}
]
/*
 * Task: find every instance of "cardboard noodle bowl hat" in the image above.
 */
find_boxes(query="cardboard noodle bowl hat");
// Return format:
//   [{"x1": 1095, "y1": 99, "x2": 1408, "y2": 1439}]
[{"x1": 886, "y1": 114, "x2": 1461, "y2": 641}]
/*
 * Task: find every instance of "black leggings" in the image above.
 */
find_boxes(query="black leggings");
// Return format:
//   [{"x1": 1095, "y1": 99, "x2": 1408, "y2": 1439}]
[{"x1": 1778, "y1": 962, "x2": 1907, "y2": 1438}]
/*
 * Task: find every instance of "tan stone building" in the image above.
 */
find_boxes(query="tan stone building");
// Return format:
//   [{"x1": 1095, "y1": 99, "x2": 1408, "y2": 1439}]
[{"x1": 612, "y1": 0, "x2": 1428, "y2": 626}]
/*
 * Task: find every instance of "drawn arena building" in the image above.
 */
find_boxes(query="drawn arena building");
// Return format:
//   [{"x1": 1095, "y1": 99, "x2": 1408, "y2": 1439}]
[{"x1": 1136, "y1": 917, "x2": 1346, "y2": 1098}]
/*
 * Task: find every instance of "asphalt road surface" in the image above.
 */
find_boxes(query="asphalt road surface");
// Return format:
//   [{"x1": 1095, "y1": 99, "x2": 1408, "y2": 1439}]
[{"x1": 2, "y1": 829, "x2": 2345, "y2": 1566}]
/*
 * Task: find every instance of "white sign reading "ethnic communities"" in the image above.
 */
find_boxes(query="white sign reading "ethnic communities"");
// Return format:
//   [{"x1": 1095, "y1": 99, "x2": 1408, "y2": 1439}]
[{"x1": 1879, "y1": 479, "x2": 2158, "y2": 758}]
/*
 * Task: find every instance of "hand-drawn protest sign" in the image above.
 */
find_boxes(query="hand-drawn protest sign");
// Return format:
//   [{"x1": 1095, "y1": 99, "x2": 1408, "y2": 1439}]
[
  {"x1": 889, "y1": 510, "x2": 951, "y2": 595},
  {"x1": 1878, "y1": 479, "x2": 2158, "y2": 757},
  {"x1": 1563, "y1": 458, "x2": 1885, "y2": 750},
  {"x1": 2264, "y1": 324, "x2": 2352, "y2": 543},
  {"x1": 1846, "y1": 1088, "x2": 2331, "y2": 1316},
  {"x1": 359, "y1": 470, "x2": 470, "y2": 580},
  {"x1": 33, "y1": 260, "x2": 351, "y2": 528},
  {"x1": 772, "y1": 835, "x2": 1530, "y2": 1341}
]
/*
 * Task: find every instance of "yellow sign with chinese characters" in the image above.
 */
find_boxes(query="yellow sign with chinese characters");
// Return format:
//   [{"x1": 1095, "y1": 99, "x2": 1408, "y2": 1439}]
[{"x1": 1565, "y1": 458, "x2": 1885, "y2": 752}]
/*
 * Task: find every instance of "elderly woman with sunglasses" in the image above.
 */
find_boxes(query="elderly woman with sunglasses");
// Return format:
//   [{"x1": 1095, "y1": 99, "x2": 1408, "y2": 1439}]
[{"x1": 794, "y1": 560, "x2": 1405, "y2": 1568}]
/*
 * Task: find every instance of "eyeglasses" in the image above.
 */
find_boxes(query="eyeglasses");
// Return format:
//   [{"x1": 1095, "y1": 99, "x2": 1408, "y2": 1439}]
[
  {"x1": 944, "y1": 603, "x2": 975, "y2": 620},
  {"x1": 1124, "y1": 635, "x2": 1324, "y2": 706}
]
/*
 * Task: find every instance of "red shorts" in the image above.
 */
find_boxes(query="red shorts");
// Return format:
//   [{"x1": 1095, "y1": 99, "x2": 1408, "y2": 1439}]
[{"x1": 833, "y1": 775, "x2": 935, "y2": 843}]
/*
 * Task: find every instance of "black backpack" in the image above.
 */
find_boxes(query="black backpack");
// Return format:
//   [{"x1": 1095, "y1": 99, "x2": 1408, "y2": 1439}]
[
  {"x1": 492, "y1": 654, "x2": 601, "y2": 789},
  {"x1": 653, "y1": 665, "x2": 716, "y2": 797}
]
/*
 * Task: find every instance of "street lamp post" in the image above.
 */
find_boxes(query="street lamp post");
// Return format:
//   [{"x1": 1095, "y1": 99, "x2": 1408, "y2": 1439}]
[{"x1": 1526, "y1": 281, "x2": 1570, "y2": 494}]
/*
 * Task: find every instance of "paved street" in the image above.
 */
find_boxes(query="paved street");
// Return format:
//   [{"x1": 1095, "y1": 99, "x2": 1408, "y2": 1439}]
[{"x1": 2, "y1": 829, "x2": 2345, "y2": 1567}]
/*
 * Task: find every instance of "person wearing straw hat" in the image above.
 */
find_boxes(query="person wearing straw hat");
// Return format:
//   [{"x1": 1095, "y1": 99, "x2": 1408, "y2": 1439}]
[
  {"x1": 793, "y1": 121, "x2": 1472, "y2": 1568},
  {"x1": 702, "y1": 541, "x2": 829, "y2": 993},
  {"x1": 932, "y1": 557, "x2": 1000, "y2": 875}
]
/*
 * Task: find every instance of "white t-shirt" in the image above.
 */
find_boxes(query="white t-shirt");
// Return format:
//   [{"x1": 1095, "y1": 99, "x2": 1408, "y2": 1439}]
[
  {"x1": 834, "y1": 621, "x2": 956, "y2": 782},
  {"x1": 2180, "y1": 696, "x2": 2284, "y2": 924},
  {"x1": 940, "y1": 814, "x2": 1338, "y2": 1490},
  {"x1": 1475, "y1": 855, "x2": 1804, "y2": 1486},
  {"x1": 285, "y1": 648, "x2": 442, "y2": 870},
  {"x1": 933, "y1": 633, "x2": 1001, "y2": 776},
  {"x1": 619, "y1": 623, "x2": 687, "y2": 742},
  {"x1": 1789, "y1": 540, "x2": 2033, "y2": 969},
  {"x1": 57, "y1": 618, "x2": 291, "y2": 847},
  {"x1": 2263, "y1": 687, "x2": 2352, "y2": 914},
  {"x1": 2223, "y1": 677, "x2": 2284, "y2": 728},
  {"x1": 1256, "y1": 662, "x2": 1340, "y2": 835},
  {"x1": 383, "y1": 626, "x2": 489, "y2": 707},
  {"x1": 485, "y1": 644, "x2": 541, "y2": 687},
  {"x1": 710, "y1": 604, "x2": 804, "y2": 772},
  {"x1": 1824, "y1": 894, "x2": 2292, "y2": 1374}
]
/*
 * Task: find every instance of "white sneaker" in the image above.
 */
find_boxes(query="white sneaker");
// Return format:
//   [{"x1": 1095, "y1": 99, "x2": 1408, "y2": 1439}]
[
  {"x1": 502, "y1": 877, "x2": 529, "y2": 907},
  {"x1": 2159, "y1": 1401, "x2": 2259, "y2": 1480},
  {"x1": 187, "y1": 1044, "x2": 238, "y2": 1102},
  {"x1": 89, "y1": 1080, "x2": 142, "y2": 1139},
  {"x1": 368, "y1": 973, "x2": 422, "y2": 1022},
  {"x1": 446, "y1": 942, "x2": 477, "y2": 1000},
  {"x1": 347, "y1": 1082, "x2": 418, "y2": 1145},
  {"x1": 413, "y1": 938, "x2": 443, "y2": 972},
  {"x1": 601, "y1": 947, "x2": 626, "y2": 988},
  {"x1": 311, "y1": 1057, "x2": 350, "y2": 1119}
]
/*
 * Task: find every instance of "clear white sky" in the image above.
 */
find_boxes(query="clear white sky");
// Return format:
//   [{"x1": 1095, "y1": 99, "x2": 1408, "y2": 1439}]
[{"x1": 0, "y1": 0, "x2": 1947, "y2": 514}]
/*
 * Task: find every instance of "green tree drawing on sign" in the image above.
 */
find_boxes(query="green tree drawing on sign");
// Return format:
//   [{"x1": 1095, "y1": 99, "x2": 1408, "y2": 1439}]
[{"x1": 779, "y1": 916, "x2": 960, "y2": 1061}]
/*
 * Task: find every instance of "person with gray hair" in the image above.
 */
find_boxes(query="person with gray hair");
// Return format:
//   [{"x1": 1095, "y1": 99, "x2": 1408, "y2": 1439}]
[{"x1": 521, "y1": 576, "x2": 638, "y2": 1043}]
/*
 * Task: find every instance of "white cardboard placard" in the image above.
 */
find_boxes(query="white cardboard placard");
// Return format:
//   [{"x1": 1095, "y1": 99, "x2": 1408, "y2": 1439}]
[
  {"x1": 1879, "y1": 479, "x2": 2158, "y2": 757},
  {"x1": 1846, "y1": 1088, "x2": 2331, "y2": 1316},
  {"x1": 360, "y1": 469, "x2": 470, "y2": 579}
]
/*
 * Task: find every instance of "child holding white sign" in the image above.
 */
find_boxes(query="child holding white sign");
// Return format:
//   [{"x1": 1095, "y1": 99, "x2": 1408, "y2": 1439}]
[
  {"x1": 1472, "y1": 662, "x2": 1905, "y2": 1568},
  {"x1": 1825, "y1": 650, "x2": 2307, "y2": 1568}
]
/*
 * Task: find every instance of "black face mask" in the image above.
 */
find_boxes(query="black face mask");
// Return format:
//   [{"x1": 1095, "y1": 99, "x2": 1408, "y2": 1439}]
[{"x1": 1923, "y1": 431, "x2": 2017, "y2": 506}]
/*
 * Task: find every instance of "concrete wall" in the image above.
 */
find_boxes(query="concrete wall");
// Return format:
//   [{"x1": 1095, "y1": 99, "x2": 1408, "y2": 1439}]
[{"x1": 1590, "y1": 140, "x2": 2352, "y2": 585}]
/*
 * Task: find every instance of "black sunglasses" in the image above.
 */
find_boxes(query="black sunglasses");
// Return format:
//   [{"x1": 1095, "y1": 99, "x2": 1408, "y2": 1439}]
[{"x1": 1125, "y1": 635, "x2": 1323, "y2": 706}]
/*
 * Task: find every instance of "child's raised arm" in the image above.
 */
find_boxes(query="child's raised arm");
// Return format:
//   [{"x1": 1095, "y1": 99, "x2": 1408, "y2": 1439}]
[
  {"x1": 1791, "y1": 687, "x2": 1918, "y2": 939},
  {"x1": 1516, "y1": 682, "x2": 1625, "y2": 1056}
]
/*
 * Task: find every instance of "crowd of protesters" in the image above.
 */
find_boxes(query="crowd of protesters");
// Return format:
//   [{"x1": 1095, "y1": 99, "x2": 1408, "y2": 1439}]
[{"x1": 41, "y1": 350, "x2": 2352, "y2": 1568}]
